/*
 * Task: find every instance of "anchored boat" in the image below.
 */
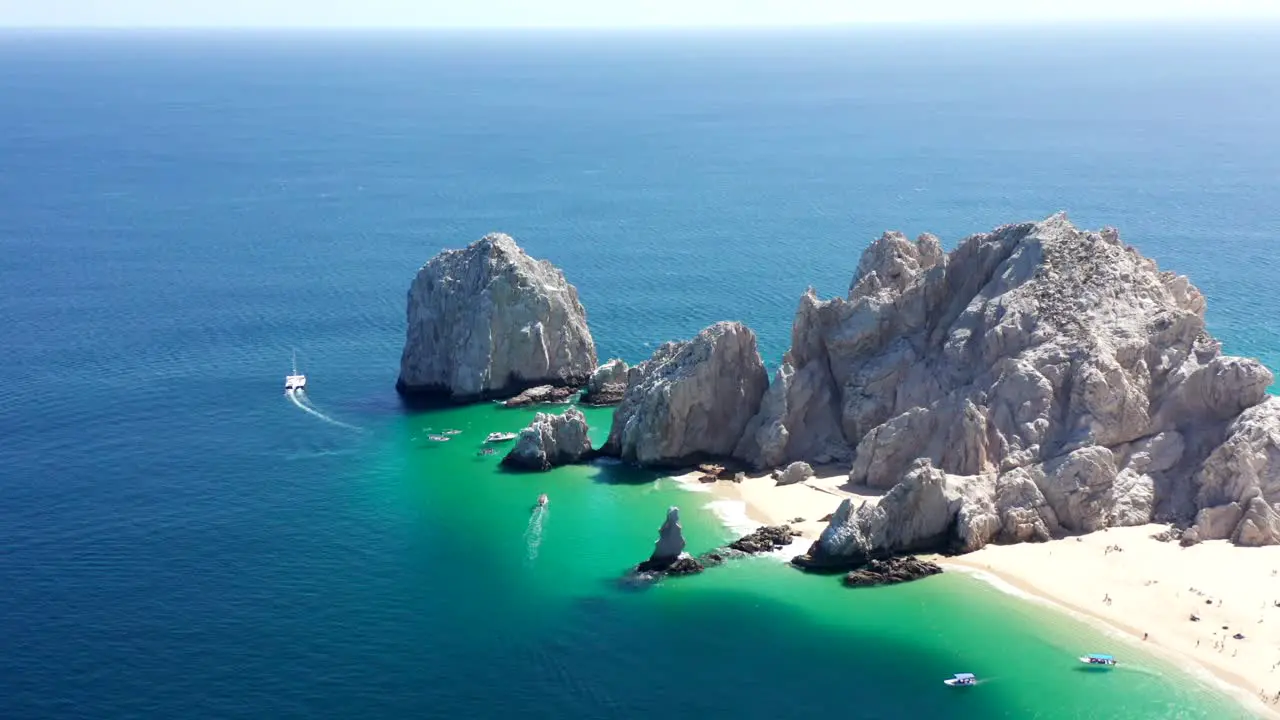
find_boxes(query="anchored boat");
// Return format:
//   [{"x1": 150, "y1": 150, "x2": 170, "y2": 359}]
[{"x1": 485, "y1": 432, "x2": 518, "y2": 443}]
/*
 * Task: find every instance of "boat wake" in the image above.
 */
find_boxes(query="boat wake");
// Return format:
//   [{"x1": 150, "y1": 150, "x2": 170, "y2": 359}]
[
  {"x1": 286, "y1": 389, "x2": 363, "y2": 432},
  {"x1": 524, "y1": 506, "x2": 548, "y2": 563}
]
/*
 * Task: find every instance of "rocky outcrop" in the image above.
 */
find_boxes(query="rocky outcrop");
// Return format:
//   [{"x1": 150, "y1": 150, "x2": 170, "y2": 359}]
[
  {"x1": 501, "y1": 407, "x2": 593, "y2": 471},
  {"x1": 635, "y1": 507, "x2": 687, "y2": 572},
  {"x1": 774, "y1": 461, "x2": 814, "y2": 486},
  {"x1": 502, "y1": 385, "x2": 577, "y2": 407},
  {"x1": 843, "y1": 556, "x2": 943, "y2": 588},
  {"x1": 624, "y1": 522, "x2": 799, "y2": 588},
  {"x1": 779, "y1": 215, "x2": 1279, "y2": 561},
  {"x1": 580, "y1": 359, "x2": 630, "y2": 406},
  {"x1": 727, "y1": 525, "x2": 800, "y2": 554},
  {"x1": 397, "y1": 233, "x2": 597, "y2": 402},
  {"x1": 1234, "y1": 492, "x2": 1280, "y2": 546},
  {"x1": 603, "y1": 322, "x2": 769, "y2": 466}
]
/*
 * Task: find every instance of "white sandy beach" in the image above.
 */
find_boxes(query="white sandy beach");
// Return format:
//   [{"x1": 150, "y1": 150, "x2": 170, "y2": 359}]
[
  {"x1": 672, "y1": 465, "x2": 869, "y2": 542},
  {"x1": 947, "y1": 525, "x2": 1280, "y2": 718},
  {"x1": 676, "y1": 471, "x2": 1280, "y2": 718}
]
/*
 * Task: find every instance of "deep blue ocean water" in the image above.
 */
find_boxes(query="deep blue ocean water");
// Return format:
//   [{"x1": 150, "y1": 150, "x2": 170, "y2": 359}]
[{"x1": 1, "y1": 26, "x2": 1277, "y2": 719}]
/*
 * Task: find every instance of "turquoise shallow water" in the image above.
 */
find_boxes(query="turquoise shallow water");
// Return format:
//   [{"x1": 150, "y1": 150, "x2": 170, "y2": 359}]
[{"x1": 2, "y1": 26, "x2": 1278, "y2": 719}]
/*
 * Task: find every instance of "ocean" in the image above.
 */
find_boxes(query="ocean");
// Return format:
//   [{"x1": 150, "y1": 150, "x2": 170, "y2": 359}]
[{"x1": 2, "y1": 25, "x2": 1277, "y2": 718}]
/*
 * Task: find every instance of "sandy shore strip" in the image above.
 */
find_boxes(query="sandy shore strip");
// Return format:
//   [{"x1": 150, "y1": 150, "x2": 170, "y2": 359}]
[
  {"x1": 672, "y1": 469, "x2": 1280, "y2": 716},
  {"x1": 945, "y1": 524, "x2": 1280, "y2": 718},
  {"x1": 670, "y1": 465, "x2": 869, "y2": 542}
]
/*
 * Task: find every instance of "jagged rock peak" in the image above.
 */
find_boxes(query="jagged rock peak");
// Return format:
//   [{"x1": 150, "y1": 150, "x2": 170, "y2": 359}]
[
  {"x1": 397, "y1": 233, "x2": 598, "y2": 402},
  {"x1": 773, "y1": 214, "x2": 1279, "y2": 560},
  {"x1": 651, "y1": 506, "x2": 687, "y2": 563},
  {"x1": 501, "y1": 407, "x2": 594, "y2": 471},
  {"x1": 603, "y1": 321, "x2": 768, "y2": 467}
]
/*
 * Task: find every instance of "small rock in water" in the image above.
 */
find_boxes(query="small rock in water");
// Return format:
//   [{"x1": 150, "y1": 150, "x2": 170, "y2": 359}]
[
  {"x1": 503, "y1": 385, "x2": 578, "y2": 408},
  {"x1": 842, "y1": 556, "x2": 943, "y2": 588},
  {"x1": 728, "y1": 525, "x2": 796, "y2": 554}
]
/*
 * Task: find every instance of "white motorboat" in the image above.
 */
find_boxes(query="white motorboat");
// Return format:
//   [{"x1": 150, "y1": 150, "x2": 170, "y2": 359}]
[
  {"x1": 1079, "y1": 653, "x2": 1117, "y2": 667},
  {"x1": 943, "y1": 673, "x2": 976, "y2": 687},
  {"x1": 485, "y1": 432, "x2": 518, "y2": 443}
]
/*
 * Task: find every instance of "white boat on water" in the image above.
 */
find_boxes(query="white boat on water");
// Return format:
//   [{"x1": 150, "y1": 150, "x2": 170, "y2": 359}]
[
  {"x1": 1079, "y1": 653, "x2": 1117, "y2": 667},
  {"x1": 485, "y1": 432, "x2": 518, "y2": 443},
  {"x1": 285, "y1": 351, "x2": 307, "y2": 392},
  {"x1": 944, "y1": 673, "x2": 977, "y2": 687}
]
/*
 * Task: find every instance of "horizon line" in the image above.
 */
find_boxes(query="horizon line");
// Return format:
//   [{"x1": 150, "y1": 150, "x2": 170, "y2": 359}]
[{"x1": 3, "y1": 17, "x2": 1279, "y2": 31}]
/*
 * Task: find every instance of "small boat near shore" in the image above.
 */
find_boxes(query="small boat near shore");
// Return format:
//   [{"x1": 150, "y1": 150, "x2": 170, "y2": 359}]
[
  {"x1": 1079, "y1": 653, "x2": 1117, "y2": 667},
  {"x1": 485, "y1": 432, "x2": 518, "y2": 443},
  {"x1": 944, "y1": 673, "x2": 976, "y2": 687}
]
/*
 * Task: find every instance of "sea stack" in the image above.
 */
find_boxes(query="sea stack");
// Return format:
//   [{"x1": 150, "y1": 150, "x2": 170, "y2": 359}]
[
  {"x1": 602, "y1": 322, "x2": 768, "y2": 466},
  {"x1": 397, "y1": 233, "x2": 597, "y2": 402},
  {"x1": 501, "y1": 407, "x2": 595, "y2": 471},
  {"x1": 774, "y1": 214, "x2": 1280, "y2": 565}
]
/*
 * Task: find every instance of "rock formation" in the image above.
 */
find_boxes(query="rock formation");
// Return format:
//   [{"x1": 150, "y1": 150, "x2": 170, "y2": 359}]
[
  {"x1": 774, "y1": 461, "x2": 814, "y2": 486},
  {"x1": 502, "y1": 385, "x2": 577, "y2": 407},
  {"x1": 580, "y1": 359, "x2": 630, "y2": 405},
  {"x1": 629, "y1": 507, "x2": 698, "y2": 581},
  {"x1": 501, "y1": 407, "x2": 594, "y2": 471},
  {"x1": 397, "y1": 233, "x2": 597, "y2": 402},
  {"x1": 768, "y1": 214, "x2": 1280, "y2": 563},
  {"x1": 624, "y1": 520, "x2": 799, "y2": 588},
  {"x1": 603, "y1": 322, "x2": 769, "y2": 466},
  {"x1": 843, "y1": 557, "x2": 943, "y2": 588},
  {"x1": 727, "y1": 525, "x2": 799, "y2": 554}
]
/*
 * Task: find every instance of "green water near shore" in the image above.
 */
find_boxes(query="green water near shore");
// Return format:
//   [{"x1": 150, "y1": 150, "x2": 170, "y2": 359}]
[{"x1": 387, "y1": 401, "x2": 1256, "y2": 719}]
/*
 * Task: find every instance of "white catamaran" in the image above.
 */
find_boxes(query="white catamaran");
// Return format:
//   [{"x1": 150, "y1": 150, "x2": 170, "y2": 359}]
[{"x1": 285, "y1": 350, "x2": 307, "y2": 392}]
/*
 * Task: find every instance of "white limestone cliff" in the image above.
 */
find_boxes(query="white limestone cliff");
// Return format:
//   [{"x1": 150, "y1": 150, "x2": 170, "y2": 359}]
[
  {"x1": 771, "y1": 215, "x2": 1280, "y2": 562},
  {"x1": 603, "y1": 322, "x2": 769, "y2": 466},
  {"x1": 397, "y1": 233, "x2": 597, "y2": 401},
  {"x1": 501, "y1": 407, "x2": 594, "y2": 471}
]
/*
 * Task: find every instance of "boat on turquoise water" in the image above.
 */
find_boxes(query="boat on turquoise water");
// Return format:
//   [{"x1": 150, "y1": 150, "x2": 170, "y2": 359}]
[
  {"x1": 943, "y1": 673, "x2": 976, "y2": 687},
  {"x1": 485, "y1": 432, "x2": 518, "y2": 443},
  {"x1": 1079, "y1": 653, "x2": 1117, "y2": 667}
]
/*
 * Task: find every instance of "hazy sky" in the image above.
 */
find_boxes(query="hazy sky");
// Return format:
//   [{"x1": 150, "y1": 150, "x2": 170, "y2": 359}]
[{"x1": 5, "y1": 0, "x2": 1280, "y2": 28}]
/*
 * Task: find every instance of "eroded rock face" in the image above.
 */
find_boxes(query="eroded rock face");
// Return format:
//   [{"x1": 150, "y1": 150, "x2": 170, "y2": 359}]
[
  {"x1": 398, "y1": 233, "x2": 597, "y2": 401},
  {"x1": 788, "y1": 215, "x2": 1278, "y2": 559},
  {"x1": 501, "y1": 407, "x2": 594, "y2": 471},
  {"x1": 580, "y1": 359, "x2": 630, "y2": 406},
  {"x1": 603, "y1": 322, "x2": 769, "y2": 466}
]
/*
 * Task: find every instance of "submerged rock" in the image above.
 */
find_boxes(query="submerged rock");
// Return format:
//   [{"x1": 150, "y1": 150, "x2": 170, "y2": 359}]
[
  {"x1": 603, "y1": 322, "x2": 769, "y2": 466},
  {"x1": 501, "y1": 407, "x2": 594, "y2": 471},
  {"x1": 397, "y1": 233, "x2": 597, "y2": 402},
  {"x1": 761, "y1": 215, "x2": 1280, "y2": 558},
  {"x1": 580, "y1": 359, "x2": 630, "y2": 406},
  {"x1": 502, "y1": 385, "x2": 577, "y2": 407},
  {"x1": 843, "y1": 557, "x2": 943, "y2": 588}
]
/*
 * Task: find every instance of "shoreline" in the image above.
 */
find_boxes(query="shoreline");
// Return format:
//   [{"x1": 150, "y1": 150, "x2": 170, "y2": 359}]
[{"x1": 672, "y1": 470, "x2": 1280, "y2": 719}]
